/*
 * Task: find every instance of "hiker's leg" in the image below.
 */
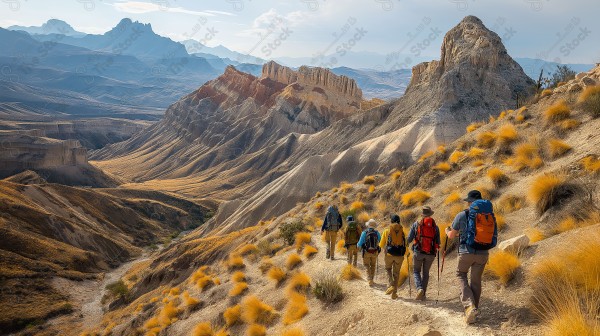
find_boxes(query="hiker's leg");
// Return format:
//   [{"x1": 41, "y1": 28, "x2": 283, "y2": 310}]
[
  {"x1": 456, "y1": 253, "x2": 476, "y2": 309},
  {"x1": 384, "y1": 254, "x2": 394, "y2": 287},
  {"x1": 421, "y1": 254, "x2": 435, "y2": 294},
  {"x1": 368, "y1": 253, "x2": 377, "y2": 280},
  {"x1": 470, "y1": 254, "x2": 489, "y2": 308},
  {"x1": 347, "y1": 245, "x2": 353, "y2": 264},
  {"x1": 325, "y1": 232, "x2": 332, "y2": 258},
  {"x1": 352, "y1": 245, "x2": 358, "y2": 266},
  {"x1": 330, "y1": 231, "x2": 337, "y2": 259},
  {"x1": 392, "y1": 256, "x2": 403, "y2": 290},
  {"x1": 412, "y1": 252, "x2": 425, "y2": 290}
]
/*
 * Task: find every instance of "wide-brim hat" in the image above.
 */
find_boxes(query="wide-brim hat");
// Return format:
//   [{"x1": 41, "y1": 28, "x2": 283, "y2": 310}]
[
  {"x1": 422, "y1": 206, "x2": 435, "y2": 217},
  {"x1": 366, "y1": 219, "x2": 377, "y2": 228},
  {"x1": 463, "y1": 190, "x2": 483, "y2": 202}
]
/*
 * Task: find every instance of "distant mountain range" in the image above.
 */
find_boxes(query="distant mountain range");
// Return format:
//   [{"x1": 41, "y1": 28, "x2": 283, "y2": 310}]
[{"x1": 8, "y1": 19, "x2": 85, "y2": 37}]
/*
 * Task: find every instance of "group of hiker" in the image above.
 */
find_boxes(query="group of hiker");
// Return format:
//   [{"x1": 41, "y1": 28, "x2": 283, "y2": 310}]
[{"x1": 320, "y1": 190, "x2": 498, "y2": 325}]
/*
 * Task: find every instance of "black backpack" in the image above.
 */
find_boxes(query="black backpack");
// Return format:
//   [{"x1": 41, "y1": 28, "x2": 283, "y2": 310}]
[
  {"x1": 363, "y1": 228, "x2": 380, "y2": 253},
  {"x1": 386, "y1": 227, "x2": 406, "y2": 256},
  {"x1": 325, "y1": 206, "x2": 341, "y2": 231}
]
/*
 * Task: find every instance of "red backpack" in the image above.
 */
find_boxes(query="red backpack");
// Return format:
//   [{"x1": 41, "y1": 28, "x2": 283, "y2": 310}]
[{"x1": 415, "y1": 217, "x2": 439, "y2": 254}]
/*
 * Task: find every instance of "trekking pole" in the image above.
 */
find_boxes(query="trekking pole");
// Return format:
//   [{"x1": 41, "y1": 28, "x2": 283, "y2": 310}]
[
  {"x1": 375, "y1": 252, "x2": 379, "y2": 282},
  {"x1": 436, "y1": 250, "x2": 440, "y2": 304},
  {"x1": 440, "y1": 235, "x2": 449, "y2": 274},
  {"x1": 407, "y1": 253, "x2": 411, "y2": 298}
]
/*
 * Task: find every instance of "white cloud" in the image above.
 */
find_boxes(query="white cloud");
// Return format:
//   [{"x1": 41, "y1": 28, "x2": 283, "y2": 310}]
[
  {"x1": 238, "y1": 8, "x2": 309, "y2": 37},
  {"x1": 110, "y1": 1, "x2": 234, "y2": 17}
]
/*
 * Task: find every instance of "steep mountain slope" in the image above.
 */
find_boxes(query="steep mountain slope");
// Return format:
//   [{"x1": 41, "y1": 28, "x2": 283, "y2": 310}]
[
  {"x1": 0, "y1": 176, "x2": 211, "y2": 333},
  {"x1": 73, "y1": 64, "x2": 600, "y2": 336}
]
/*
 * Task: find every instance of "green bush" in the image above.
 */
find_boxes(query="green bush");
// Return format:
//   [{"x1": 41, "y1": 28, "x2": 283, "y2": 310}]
[
  {"x1": 279, "y1": 221, "x2": 306, "y2": 246},
  {"x1": 106, "y1": 279, "x2": 129, "y2": 299}
]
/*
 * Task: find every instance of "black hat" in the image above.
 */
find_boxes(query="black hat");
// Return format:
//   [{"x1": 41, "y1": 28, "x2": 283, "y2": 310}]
[
  {"x1": 390, "y1": 214, "x2": 400, "y2": 223},
  {"x1": 464, "y1": 190, "x2": 483, "y2": 202},
  {"x1": 421, "y1": 206, "x2": 435, "y2": 217},
  {"x1": 347, "y1": 215, "x2": 354, "y2": 222}
]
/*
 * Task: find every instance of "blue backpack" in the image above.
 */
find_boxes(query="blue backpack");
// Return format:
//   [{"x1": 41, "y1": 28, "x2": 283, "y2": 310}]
[{"x1": 464, "y1": 199, "x2": 498, "y2": 250}]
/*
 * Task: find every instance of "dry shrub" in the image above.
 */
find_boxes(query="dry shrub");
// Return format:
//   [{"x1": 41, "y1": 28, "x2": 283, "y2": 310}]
[
  {"x1": 558, "y1": 118, "x2": 580, "y2": 132},
  {"x1": 475, "y1": 185, "x2": 496, "y2": 200},
  {"x1": 259, "y1": 258, "x2": 274, "y2": 274},
  {"x1": 577, "y1": 84, "x2": 600, "y2": 118},
  {"x1": 418, "y1": 150, "x2": 435, "y2": 162},
  {"x1": 286, "y1": 253, "x2": 302, "y2": 270},
  {"x1": 526, "y1": 228, "x2": 546, "y2": 243},
  {"x1": 390, "y1": 170, "x2": 403, "y2": 181},
  {"x1": 530, "y1": 232, "x2": 600, "y2": 335},
  {"x1": 168, "y1": 287, "x2": 180, "y2": 296},
  {"x1": 486, "y1": 167, "x2": 509, "y2": 187},
  {"x1": 283, "y1": 292, "x2": 308, "y2": 325},
  {"x1": 357, "y1": 211, "x2": 370, "y2": 224},
  {"x1": 281, "y1": 328, "x2": 305, "y2": 336},
  {"x1": 400, "y1": 189, "x2": 431, "y2": 207},
  {"x1": 229, "y1": 282, "x2": 248, "y2": 297},
  {"x1": 287, "y1": 272, "x2": 311, "y2": 293},
  {"x1": 448, "y1": 150, "x2": 465, "y2": 164},
  {"x1": 467, "y1": 147, "x2": 485, "y2": 159},
  {"x1": 223, "y1": 304, "x2": 242, "y2": 326},
  {"x1": 495, "y1": 214, "x2": 506, "y2": 231},
  {"x1": 314, "y1": 202, "x2": 324, "y2": 210},
  {"x1": 247, "y1": 324, "x2": 267, "y2": 336},
  {"x1": 472, "y1": 160, "x2": 485, "y2": 167},
  {"x1": 466, "y1": 122, "x2": 484, "y2": 133},
  {"x1": 368, "y1": 185, "x2": 376, "y2": 193},
  {"x1": 193, "y1": 322, "x2": 214, "y2": 336},
  {"x1": 227, "y1": 254, "x2": 245, "y2": 271},
  {"x1": 547, "y1": 139, "x2": 572, "y2": 159},
  {"x1": 527, "y1": 173, "x2": 580, "y2": 215},
  {"x1": 544, "y1": 99, "x2": 571, "y2": 124},
  {"x1": 580, "y1": 155, "x2": 600, "y2": 174},
  {"x1": 496, "y1": 194, "x2": 524, "y2": 214},
  {"x1": 497, "y1": 123, "x2": 518, "y2": 147},
  {"x1": 182, "y1": 291, "x2": 201, "y2": 309},
  {"x1": 486, "y1": 250, "x2": 520, "y2": 286},
  {"x1": 375, "y1": 199, "x2": 387, "y2": 214},
  {"x1": 399, "y1": 210, "x2": 417, "y2": 225},
  {"x1": 437, "y1": 145, "x2": 446, "y2": 154},
  {"x1": 195, "y1": 275, "x2": 215, "y2": 291},
  {"x1": 157, "y1": 301, "x2": 180, "y2": 327},
  {"x1": 302, "y1": 245, "x2": 318, "y2": 258},
  {"x1": 313, "y1": 272, "x2": 343, "y2": 304},
  {"x1": 232, "y1": 271, "x2": 246, "y2": 283},
  {"x1": 350, "y1": 201, "x2": 365, "y2": 211},
  {"x1": 340, "y1": 265, "x2": 362, "y2": 281},
  {"x1": 339, "y1": 194, "x2": 348, "y2": 204},
  {"x1": 432, "y1": 162, "x2": 452, "y2": 173},
  {"x1": 241, "y1": 295, "x2": 277, "y2": 325},
  {"x1": 336, "y1": 239, "x2": 347, "y2": 255},
  {"x1": 267, "y1": 267, "x2": 286, "y2": 285},
  {"x1": 363, "y1": 176, "x2": 376, "y2": 185},
  {"x1": 505, "y1": 141, "x2": 544, "y2": 171},
  {"x1": 239, "y1": 244, "x2": 258, "y2": 256},
  {"x1": 294, "y1": 232, "x2": 312, "y2": 251},
  {"x1": 340, "y1": 182, "x2": 353, "y2": 193},
  {"x1": 554, "y1": 212, "x2": 600, "y2": 234},
  {"x1": 477, "y1": 131, "x2": 497, "y2": 148},
  {"x1": 444, "y1": 192, "x2": 461, "y2": 205},
  {"x1": 540, "y1": 88, "x2": 553, "y2": 97}
]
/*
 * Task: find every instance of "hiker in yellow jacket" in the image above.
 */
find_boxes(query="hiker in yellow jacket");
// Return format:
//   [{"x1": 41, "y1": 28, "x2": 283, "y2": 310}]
[{"x1": 378, "y1": 214, "x2": 407, "y2": 299}]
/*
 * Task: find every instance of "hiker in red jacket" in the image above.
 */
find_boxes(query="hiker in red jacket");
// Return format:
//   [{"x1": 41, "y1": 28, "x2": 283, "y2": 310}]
[{"x1": 407, "y1": 206, "x2": 440, "y2": 301}]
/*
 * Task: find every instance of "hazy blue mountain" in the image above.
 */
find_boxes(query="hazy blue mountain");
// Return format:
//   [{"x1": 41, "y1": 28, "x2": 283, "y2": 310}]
[
  {"x1": 331, "y1": 66, "x2": 411, "y2": 100},
  {"x1": 8, "y1": 19, "x2": 85, "y2": 37},
  {"x1": 182, "y1": 39, "x2": 265, "y2": 64},
  {"x1": 514, "y1": 57, "x2": 594, "y2": 81}
]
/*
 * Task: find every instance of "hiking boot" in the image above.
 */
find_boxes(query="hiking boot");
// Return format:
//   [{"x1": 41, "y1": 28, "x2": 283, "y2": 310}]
[
  {"x1": 385, "y1": 286, "x2": 394, "y2": 295},
  {"x1": 391, "y1": 291, "x2": 398, "y2": 300},
  {"x1": 415, "y1": 288, "x2": 425, "y2": 301},
  {"x1": 368, "y1": 280, "x2": 374, "y2": 287},
  {"x1": 465, "y1": 306, "x2": 477, "y2": 324},
  {"x1": 330, "y1": 256, "x2": 335, "y2": 260}
]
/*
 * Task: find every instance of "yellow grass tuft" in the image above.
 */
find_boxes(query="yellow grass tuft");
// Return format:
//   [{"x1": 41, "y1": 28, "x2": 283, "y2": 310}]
[
  {"x1": 287, "y1": 272, "x2": 311, "y2": 293},
  {"x1": 390, "y1": 170, "x2": 403, "y2": 181},
  {"x1": 339, "y1": 194, "x2": 348, "y2": 204},
  {"x1": 486, "y1": 167, "x2": 508, "y2": 187},
  {"x1": 340, "y1": 182, "x2": 353, "y2": 193},
  {"x1": 157, "y1": 301, "x2": 180, "y2": 327},
  {"x1": 267, "y1": 267, "x2": 286, "y2": 284},
  {"x1": 528, "y1": 173, "x2": 574, "y2": 215},
  {"x1": 314, "y1": 201, "x2": 324, "y2": 210},
  {"x1": 466, "y1": 122, "x2": 484, "y2": 133},
  {"x1": 495, "y1": 214, "x2": 506, "y2": 231},
  {"x1": 286, "y1": 253, "x2": 303, "y2": 270},
  {"x1": 356, "y1": 211, "x2": 370, "y2": 224},
  {"x1": 283, "y1": 292, "x2": 309, "y2": 325},
  {"x1": 336, "y1": 239, "x2": 347, "y2": 254},
  {"x1": 294, "y1": 232, "x2": 312, "y2": 251},
  {"x1": 241, "y1": 295, "x2": 276, "y2": 325},
  {"x1": 302, "y1": 245, "x2": 318, "y2": 258},
  {"x1": 259, "y1": 258, "x2": 274, "y2": 274},
  {"x1": 526, "y1": 228, "x2": 546, "y2": 243},
  {"x1": 192, "y1": 322, "x2": 214, "y2": 336},
  {"x1": 540, "y1": 88, "x2": 553, "y2": 97},
  {"x1": 432, "y1": 162, "x2": 452, "y2": 173},
  {"x1": 476, "y1": 131, "x2": 497, "y2": 148},
  {"x1": 182, "y1": 291, "x2": 201, "y2": 309},
  {"x1": 231, "y1": 271, "x2": 246, "y2": 283},
  {"x1": 448, "y1": 150, "x2": 465, "y2": 164},
  {"x1": 544, "y1": 99, "x2": 571, "y2": 124},
  {"x1": 580, "y1": 155, "x2": 600, "y2": 174},
  {"x1": 239, "y1": 244, "x2": 258, "y2": 256},
  {"x1": 577, "y1": 84, "x2": 600, "y2": 118},
  {"x1": 229, "y1": 282, "x2": 248, "y2": 297},
  {"x1": 227, "y1": 254, "x2": 245, "y2": 271},
  {"x1": 443, "y1": 192, "x2": 461, "y2": 205},
  {"x1": 506, "y1": 141, "x2": 544, "y2": 171},
  {"x1": 280, "y1": 328, "x2": 306, "y2": 336},
  {"x1": 558, "y1": 118, "x2": 580, "y2": 131},
  {"x1": 400, "y1": 189, "x2": 431, "y2": 207},
  {"x1": 247, "y1": 324, "x2": 267, "y2": 336},
  {"x1": 418, "y1": 150, "x2": 435, "y2": 162},
  {"x1": 486, "y1": 250, "x2": 520, "y2": 286},
  {"x1": 548, "y1": 139, "x2": 572, "y2": 159},
  {"x1": 497, "y1": 123, "x2": 518, "y2": 147},
  {"x1": 350, "y1": 201, "x2": 365, "y2": 211},
  {"x1": 363, "y1": 175, "x2": 376, "y2": 185},
  {"x1": 223, "y1": 304, "x2": 242, "y2": 326},
  {"x1": 472, "y1": 159, "x2": 485, "y2": 167},
  {"x1": 467, "y1": 147, "x2": 485, "y2": 159},
  {"x1": 368, "y1": 185, "x2": 376, "y2": 193},
  {"x1": 437, "y1": 145, "x2": 447, "y2": 154},
  {"x1": 496, "y1": 194, "x2": 524, "y2": 214},
  {"x1": 399, "y1": 210, "x2": 417, "y2": 225},
  {"x1": 340, "y1": 264, "x2": 362, "y2": 281},
  {"x1": 169, "y1": 287, "x2": 180, "y2": 296},
  {"x1": 375, "y1": 199, "x2": 387, "y2": 213}
]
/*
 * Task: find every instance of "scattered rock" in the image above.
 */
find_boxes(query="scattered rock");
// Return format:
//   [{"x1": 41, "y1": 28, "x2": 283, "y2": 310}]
[
  {"x1": 411, "y1": 313, "x2": 419, "y2": 323},
  {"x1": 498, "y1": 235, "x2": 530, "y2": 254},
  {"x1": 581, "y1": 76, "x2": 597, "y2": 87},
  {"x1": 414, "y1": 326, "x2": 442, "y2": 336}
]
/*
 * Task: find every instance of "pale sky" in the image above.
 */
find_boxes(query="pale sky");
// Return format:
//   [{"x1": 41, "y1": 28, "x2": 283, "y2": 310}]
[{"x1": 2, "y1": 0, "x2": 599, "y2": 65}]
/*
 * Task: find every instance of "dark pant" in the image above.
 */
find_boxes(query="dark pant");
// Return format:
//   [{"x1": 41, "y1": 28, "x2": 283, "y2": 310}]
[
  {"x1": 413, "y1": 251, "x2": 436, "y2": 293},
  {"x1": 456, "y1": 252, "x2": 489, "y2": 309}
]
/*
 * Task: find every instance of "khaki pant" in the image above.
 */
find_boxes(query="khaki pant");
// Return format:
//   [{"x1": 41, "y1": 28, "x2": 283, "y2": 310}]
[
  {"x1": 363, "y1": 252, "x2": 378, "y2": 281},
  {"x1": 325, "y1": 230, "x2": 337, "y2": 259},
  {"x1": 384, "y1": 253, "x2": 404, "y2": 291},
  {"x1": 347, "y1": 244, "x2": 358, "y2": 266},
  {"x1": 456, "y1": 253, "x2": 489, "y2": 309},
  {"x1": 413, "y1": 252, "x2": 436, "y2": 294}
]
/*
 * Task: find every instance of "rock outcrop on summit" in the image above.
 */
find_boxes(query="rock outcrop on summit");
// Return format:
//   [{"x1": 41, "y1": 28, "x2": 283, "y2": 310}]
[{"x1": 94, "y1": 16, "x2": 534, "y2": 233}]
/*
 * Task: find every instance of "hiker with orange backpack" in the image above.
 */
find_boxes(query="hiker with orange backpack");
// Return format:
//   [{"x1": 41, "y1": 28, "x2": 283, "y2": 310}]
[
  {"x1": 407, "y1": 206, "x2": 440, "y2": 301},
  {"x1": 344, "y1": 215, "x2": 362, "y2": 266},
  {"x1": 445, "y1": 190, "x2": 498, "y2": 324},
  {"x1": 358, "y1": 219, "x2": 381, "y2": 286},
  {"x1": 378, "y1": 214, "x2": 406, "y2": 299}
]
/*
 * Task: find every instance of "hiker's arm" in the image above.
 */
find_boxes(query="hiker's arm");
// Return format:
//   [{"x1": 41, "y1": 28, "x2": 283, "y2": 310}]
[
  {"x1": 435, "y1": 225, "x2": 441, "y2": 245},
  {"x1": 321, "y1": 216, "x2": 328, "y2": 233},
  {"x1": 378, "y1": 230, "x2": 387, "y2": 250},
  {"x1": 337, "y1": 214, "x2": 342, "y2": 226},
  {"x1": 446, "y1": 213, "x2": 461, "y2": 239},
  {"x1": 357, "y1": 232, "x2": 366, "y2": 250},
  {"x1": 406, "y1": 223, "x2": 416, "y2": 245}
]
